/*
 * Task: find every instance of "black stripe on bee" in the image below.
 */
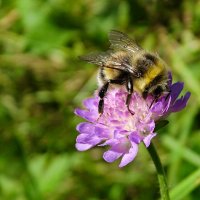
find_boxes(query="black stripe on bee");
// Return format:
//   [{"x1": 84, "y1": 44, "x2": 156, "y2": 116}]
[
  {"x1": 115, "y1": 71, "x2": 129, "y2": 84},
  {"x1": 149, "y1": 73, "x2": 164, "y2": 87}
]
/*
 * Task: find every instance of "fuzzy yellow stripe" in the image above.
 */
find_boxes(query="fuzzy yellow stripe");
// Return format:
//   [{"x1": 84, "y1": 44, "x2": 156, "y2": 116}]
[{"x1": 134, "y1": 62, "x2": 164, "y2": 92}]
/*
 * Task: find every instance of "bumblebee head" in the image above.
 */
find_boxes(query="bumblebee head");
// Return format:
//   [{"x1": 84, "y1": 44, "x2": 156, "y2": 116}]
[
  {"x1": 145, "y1": 84, "x2": 170, "y2": 109},
  {"x1": 152, "y1": 86, "x2": 163, "y2": 98},
  {"x1": 152, "y1": 84, "x2": 170, "y2": 99},
  {"x1": 143, "y1": 84, "x2": 170, "y2": 100}
]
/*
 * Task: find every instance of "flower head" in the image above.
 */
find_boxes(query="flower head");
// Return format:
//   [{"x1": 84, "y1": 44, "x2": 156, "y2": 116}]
[{"x1": 74, "y1": 74, "x2": 190, "y2": 167}]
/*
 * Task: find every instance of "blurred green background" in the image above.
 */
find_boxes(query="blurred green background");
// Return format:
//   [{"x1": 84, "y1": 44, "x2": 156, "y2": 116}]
[{"x1": 0, "y1": 0, "x2": 200, "y2": 199}]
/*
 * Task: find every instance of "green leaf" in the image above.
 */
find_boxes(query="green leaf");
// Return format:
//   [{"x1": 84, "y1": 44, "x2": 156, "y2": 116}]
[
  {"x1": 29, "y1": 154, "x2": 70, "y2": 194},
  {"x1": 170, "y1": 168, "x2": 200, "y2": 200},
  {"x1": 162, "y1": 135, "x2": 200, "y2": 167},
  {"x1": 16, "y1": 0, "x2": 68, "y2": 54}
]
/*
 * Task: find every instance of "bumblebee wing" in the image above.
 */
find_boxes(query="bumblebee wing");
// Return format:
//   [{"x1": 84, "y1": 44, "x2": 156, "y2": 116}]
[
  {"x1": 109, "y1": 30, "x2": 142, "y2": 53},
  {"x1": 79, "y1": 51, "x2": 140, "y2": 76},
  {"x1": 79, "y1": 51, "x2": 112, "y2": 67}
]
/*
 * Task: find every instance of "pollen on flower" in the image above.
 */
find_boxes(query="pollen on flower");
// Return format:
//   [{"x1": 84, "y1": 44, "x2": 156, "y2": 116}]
[{"x1": 74, "y1": 74, "x2": 190, "y2": 167}]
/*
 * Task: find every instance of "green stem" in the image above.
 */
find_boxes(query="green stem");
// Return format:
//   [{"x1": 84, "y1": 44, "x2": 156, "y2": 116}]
[{"x1": 147, "y1": 143, "x2": 170, "y2": 200}]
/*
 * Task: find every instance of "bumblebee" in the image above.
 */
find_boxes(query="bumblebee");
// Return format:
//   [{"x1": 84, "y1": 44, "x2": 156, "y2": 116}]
[{"x1": 79, "y1": 30, "x2": 170, "y2": 115}]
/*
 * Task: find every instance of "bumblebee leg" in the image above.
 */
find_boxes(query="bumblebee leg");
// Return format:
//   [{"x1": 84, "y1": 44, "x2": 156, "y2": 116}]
[
  {"x1": 149, "y1": 98, "x2": 157, "y2": 109},
  {"x1": 126, "y1": 77, "x2": 135, "y2": 115},
  {"x1": 149, "y1": 95, "x2": 160, "y2": 109},
  {"x1": 98, "y1": 82, "x2": 109, "y2": 114}
]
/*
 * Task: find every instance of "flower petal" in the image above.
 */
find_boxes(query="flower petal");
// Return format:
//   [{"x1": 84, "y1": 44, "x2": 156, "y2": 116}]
[
  {"x1": 76, "y1": 122, "x2": 94, "y2": 134},
  {"x1": 119, "y1": 142, "x2": 138, "y2": 167},
  {"x1": 75, "y1": 143, "x2": 93, "y2": 151},
  {"x1": 99, "y1": 138, "x2": 118, "y2": 146},
  {"x1": 168, "y1": 71, "x2": 172, "y2": 86},
  {"x1": 170, "y1": 82, "x2": 184, "y2": 104},
  {"x1": 95, "y1": 126, "x2": 111, "y2": 138},
  {"x1": 151, "y1": 101, "x2": 164, "y2": 114},
  {"x1": 143, "y1": 133, "x2": 156, "y2": 147},
  {"x1": 83, "y1": 97, "x2": 98, "y2": 110},
  {"x1": 76, "y1": 133, "x2": 102, "y2": 145},
  {"x1": 103, "y1": 150, "x2": 122, "y2": 163},
  {"x1": 74, "y1": 108, "x2": 98, "y2": 122},
  {"x1": 129, "y1": 131, "x2": 142, "y2": 144},
  {"x1": 162, "y1": 95, "x2": 171, "y2": 114},
  {"x1": 170, "y1": 92, "x2": 191, "y2": 112}
]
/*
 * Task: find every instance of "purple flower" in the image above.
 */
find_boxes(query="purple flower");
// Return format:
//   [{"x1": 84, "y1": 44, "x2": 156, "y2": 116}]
[{"x1": 74, "y1": 74, "x2": 190, "y2": 167}]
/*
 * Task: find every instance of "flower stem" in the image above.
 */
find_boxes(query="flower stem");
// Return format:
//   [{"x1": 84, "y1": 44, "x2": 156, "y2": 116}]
[{"x1": 147, "y1": 143, "x2": 170, "y2": 200}]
